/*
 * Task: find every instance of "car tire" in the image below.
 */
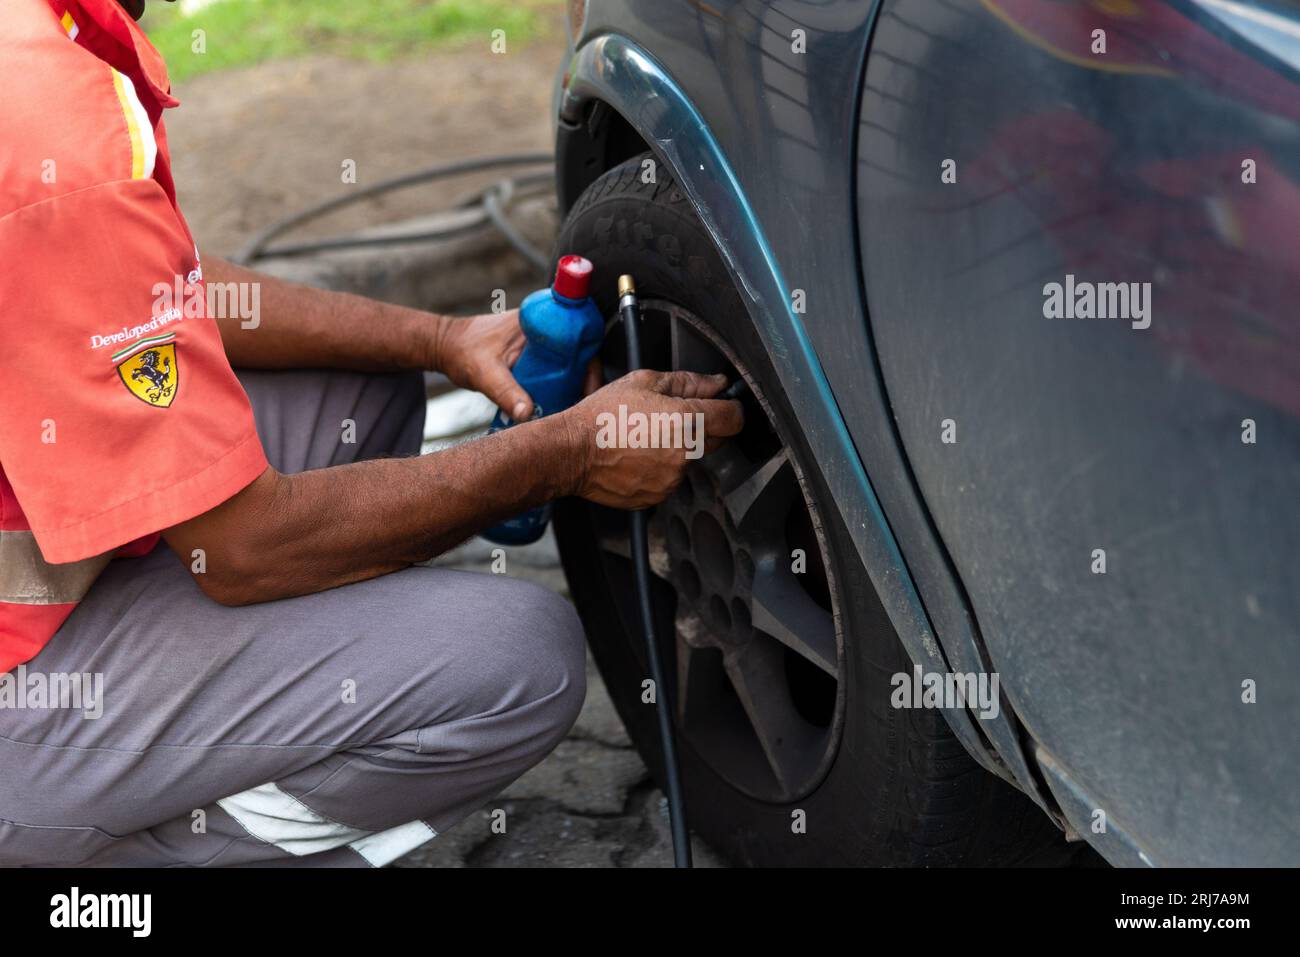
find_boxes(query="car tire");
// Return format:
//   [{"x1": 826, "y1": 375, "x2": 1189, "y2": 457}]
[{"x1": 553, "y1": 152, "x2": 1074, "y2": 866}]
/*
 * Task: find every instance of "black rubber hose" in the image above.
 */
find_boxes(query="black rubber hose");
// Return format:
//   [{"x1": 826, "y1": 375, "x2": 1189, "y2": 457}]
[
  {"x1": 619, "y1": 283, "x2": 693, "y2": 868},
  {"x1": 483, "y1": 179, "x2": 549, "y2": 274},
  {"x1": 238, "y1": 175, "x2": 557, "y2": 260},
  {"x1": 233, "y1": 152, "x2": 554, "y2": 266}
]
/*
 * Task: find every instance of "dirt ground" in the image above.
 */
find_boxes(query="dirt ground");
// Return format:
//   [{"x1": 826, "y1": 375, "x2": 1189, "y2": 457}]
[
  {"x1": 166, "y1": 29, "x2": 563, "y2": 256},
  {"x1": 161, "y1": 25, "x2": 725, "y2": 868}
]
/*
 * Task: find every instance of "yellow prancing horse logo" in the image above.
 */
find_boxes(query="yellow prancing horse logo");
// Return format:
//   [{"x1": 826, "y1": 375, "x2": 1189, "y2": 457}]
[{"x1": 117, "y1": 343, "x2": 179, "y2": 407}]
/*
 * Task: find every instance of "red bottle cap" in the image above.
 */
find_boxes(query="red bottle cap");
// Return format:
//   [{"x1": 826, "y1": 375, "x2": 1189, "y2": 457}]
[{"x1": 553, "y1": 254, "x2": 593, "y2": 300}]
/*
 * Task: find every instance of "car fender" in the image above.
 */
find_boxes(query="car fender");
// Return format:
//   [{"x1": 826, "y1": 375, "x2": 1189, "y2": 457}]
[{"x1": 555, "y1": 30, "x2": 1055, "y2": 813}]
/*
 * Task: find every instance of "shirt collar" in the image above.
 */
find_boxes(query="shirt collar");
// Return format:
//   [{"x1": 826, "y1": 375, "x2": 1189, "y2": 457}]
[{"x1": 53, "y1": 0, "x2": 179, "y2": 109}]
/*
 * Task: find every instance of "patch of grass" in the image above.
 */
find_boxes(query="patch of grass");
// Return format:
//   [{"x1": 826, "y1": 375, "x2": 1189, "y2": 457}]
[{"x1": 143, "y1": 0, "x2": 562, "y2": 82}]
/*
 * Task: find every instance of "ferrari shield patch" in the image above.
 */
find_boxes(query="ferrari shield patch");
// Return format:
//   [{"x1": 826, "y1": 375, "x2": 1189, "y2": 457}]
[{"x1": 115, "y1": 338, "x2": 179, "y2": 408}]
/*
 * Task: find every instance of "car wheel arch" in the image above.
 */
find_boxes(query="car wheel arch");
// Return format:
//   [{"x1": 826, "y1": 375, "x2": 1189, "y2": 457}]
[{"x1": 553, "y1": 32, "x2": 1067, "y2": 836}]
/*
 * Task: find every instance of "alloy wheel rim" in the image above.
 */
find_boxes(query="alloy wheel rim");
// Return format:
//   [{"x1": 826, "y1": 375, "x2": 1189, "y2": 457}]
[{"x1": 596, "y1": 300, "x2": 846, "y2": 802}]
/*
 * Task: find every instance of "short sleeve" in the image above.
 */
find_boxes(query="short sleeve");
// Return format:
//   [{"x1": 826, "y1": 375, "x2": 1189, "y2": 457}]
[{"x1": 0, "y1": 179, "x2": 268, "y2": 564}]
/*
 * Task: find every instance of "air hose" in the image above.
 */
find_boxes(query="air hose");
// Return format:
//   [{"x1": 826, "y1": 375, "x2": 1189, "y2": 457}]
[
  {"x1": 618, "y1": 274, "x2": 693, "y2": 868},
  {"x1": 233, "y1": 152, "x2": 555, "y2": 267}
]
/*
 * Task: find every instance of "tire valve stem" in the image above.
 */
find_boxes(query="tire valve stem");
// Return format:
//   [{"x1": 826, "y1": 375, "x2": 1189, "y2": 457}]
[{"x1": 618, "y1": 272, "x2": 692, "y2": 868}]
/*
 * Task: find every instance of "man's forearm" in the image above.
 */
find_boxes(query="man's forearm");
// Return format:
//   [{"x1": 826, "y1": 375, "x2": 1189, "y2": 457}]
[
  {"x1": 204, "y1": 254, "x2": 443, "y2": 372},
  {"x1": 165, "y1": 413, "x2": 583, "y2": 606}
]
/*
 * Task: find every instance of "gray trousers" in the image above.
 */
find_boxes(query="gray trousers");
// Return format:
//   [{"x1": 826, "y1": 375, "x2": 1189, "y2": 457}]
[{"x1": 0, "y1": 370, "x2": 586, "y2": 867}]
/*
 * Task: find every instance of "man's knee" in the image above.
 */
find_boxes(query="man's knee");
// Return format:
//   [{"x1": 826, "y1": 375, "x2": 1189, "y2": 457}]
[
  {"x1": 489, "y1": 576, "x2": 587, "y2": 750},
  {"x1": 413, "y1": 569, "x2": 586, "y2": 753}
]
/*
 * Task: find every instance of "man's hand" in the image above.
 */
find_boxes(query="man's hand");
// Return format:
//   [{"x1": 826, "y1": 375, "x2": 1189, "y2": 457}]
[
  {"x1": 434, "y1": 310, "x2": 605, "y2": 421},
  {"x1": 434, "y1": 309, "x2": 531, "y2": 421},
  {"x1": 203, "y1": 256, "x2": 602, "y2": 420},
  {"x1": 165, "y1": 369, "x2": 741, "y2": 606},
  {"x1": 560, "y1": 370, "x2": 744, "y2": 508}
]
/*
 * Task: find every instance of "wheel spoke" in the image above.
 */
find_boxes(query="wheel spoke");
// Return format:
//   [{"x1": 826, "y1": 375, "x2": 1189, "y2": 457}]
[
  {"x1": 749, "y1": 557, "x2": 838, "y2": 678},
  {"x1": 669, "y1": 309, "x2": 729, "y2": 376},
  {"x1": 675, "y1": 621, "x2": 713, "y2": 725},
  {"x1": 720, "y1": 448, "x2": 794, "y2": 531},
  {"x1": 724, "y1": 639, "x2": 822, "y2": 796}
]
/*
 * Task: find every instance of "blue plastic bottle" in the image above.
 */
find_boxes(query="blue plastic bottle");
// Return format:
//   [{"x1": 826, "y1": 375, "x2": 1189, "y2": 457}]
[{"x1": 482, "y1": 254, "x2": 605, "y2": 545}]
